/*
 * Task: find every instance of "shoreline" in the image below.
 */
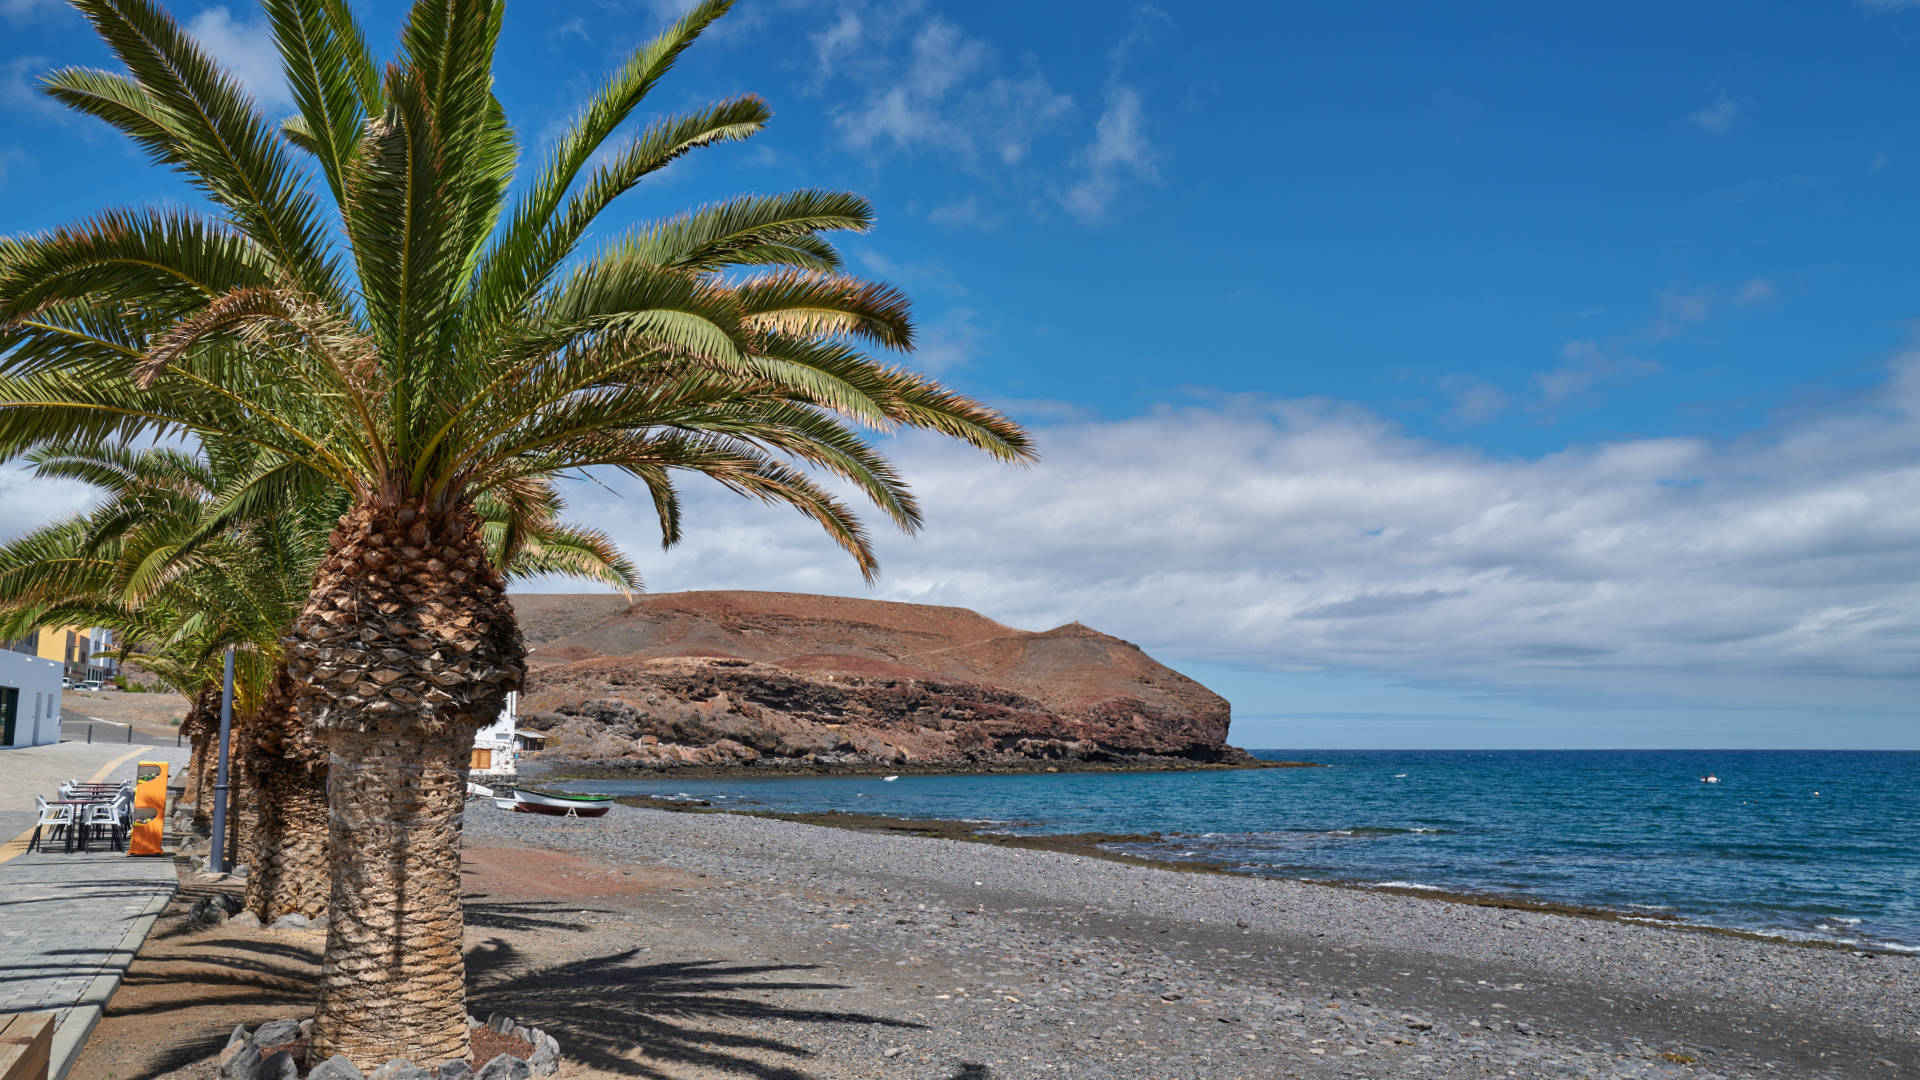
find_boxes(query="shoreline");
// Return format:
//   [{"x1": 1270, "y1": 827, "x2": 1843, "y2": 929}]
[
  {"x1": 463, "y1": 799, "x2": 1920, "y2": 1078},
  {"x1": 535, "y1": 754, "x2": 1323, "y2": 781},
  {"x1": 607, "y1": 795, "x2": 1913, "y2": 956}
]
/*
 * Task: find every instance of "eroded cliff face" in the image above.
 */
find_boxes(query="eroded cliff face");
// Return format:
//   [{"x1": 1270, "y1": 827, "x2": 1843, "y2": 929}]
[{"x1": 511, "y1": 591, "x2": 1249, "y2": 772}]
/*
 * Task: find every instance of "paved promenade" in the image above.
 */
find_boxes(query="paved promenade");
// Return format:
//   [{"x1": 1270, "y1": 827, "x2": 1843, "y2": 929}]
[{"x1": 0, "y1": 743, "x2": 189, "y2": 1080}]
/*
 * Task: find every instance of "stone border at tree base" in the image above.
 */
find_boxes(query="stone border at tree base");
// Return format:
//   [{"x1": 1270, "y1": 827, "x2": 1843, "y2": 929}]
[{"x1": 214, "y1": 1013, "x2": 560, "y2": 1080}]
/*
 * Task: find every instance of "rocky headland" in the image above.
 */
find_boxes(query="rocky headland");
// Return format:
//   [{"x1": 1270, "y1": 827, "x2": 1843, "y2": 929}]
[{"x1": 509, "y1": 590, "x2": 1264, "y2": 774}]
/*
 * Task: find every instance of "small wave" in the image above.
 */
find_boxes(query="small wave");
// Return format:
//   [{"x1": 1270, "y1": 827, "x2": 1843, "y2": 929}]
[
  {"x1": 1372, "y1": 880, "x2": 1444, "y2": 892},
  {"x1": 1829, "y1": 917, "x2": 1864, "y2": 926}
]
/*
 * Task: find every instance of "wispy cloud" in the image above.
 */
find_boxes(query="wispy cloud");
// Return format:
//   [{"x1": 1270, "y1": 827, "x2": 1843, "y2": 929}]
[
  {"x1": 1856, "y1": 0, "x2": 1920, "y2": 11},
  {"x1": 810, "y1": 8, "x2": 862, "y2": 84},
  {"x1": 1650, "y1": 276, "x2": 1775, "y2": 338},
  {"x1": 805, "y1": 1, "x2": 1164, "y2": 227},
  {"x1": 854, "y1": 248, "x2": 968, "y2": 298},
  {"x1": 187, "y1": 6, "x2": 293, "y2": 111},
  {"x1": 1437, "y1": 374, "x2": 1510, "y2": 426},
  {"x1": 0, "y1": 146, "x2": 29, "y2": 186},
  {"x1": 1688, "y1": 92, "x2": 1739, "y2": 135},
  {"x1": 1, "y1": 56, "x2": 66, "y2": 124},
  {"x1": 926, "y1": 194, "x2": 1002, "y2": 230},
  {"x1": 830, "y1": 13, "x2": 1071, "y2": 169},
  {"x1": 1061, "y1": 85, "x2": 1156, "y2": 222},
  {"x1": 1534, "y1": 340, "x2": 1660, "y2": 407},
  {"x1": 1061, "y1": 6, "x2": 1166, "y2": 222},
  {"x1": 910, "y1": 306, "x2": 986, "y2": 373},
  {"x1": 0, "y1": 0, "x2": 67, "y2": 23}
]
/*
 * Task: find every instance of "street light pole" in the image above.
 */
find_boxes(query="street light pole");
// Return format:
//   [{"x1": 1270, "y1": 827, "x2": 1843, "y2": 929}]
[{"x1": 208, "y1": 647, "x2": 235, "y2": 874}]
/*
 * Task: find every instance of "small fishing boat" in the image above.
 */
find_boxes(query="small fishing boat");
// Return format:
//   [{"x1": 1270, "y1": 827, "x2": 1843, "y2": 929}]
[{"x1": 491, "y1": 786, "x2": 613, "y2": 818}]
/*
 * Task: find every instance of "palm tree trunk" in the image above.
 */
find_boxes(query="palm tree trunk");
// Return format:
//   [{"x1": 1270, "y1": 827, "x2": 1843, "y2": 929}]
[
  {"x1": 181, "y1": 732, "x2": 207, "y2": 814},
  {"x1": 286, "y1": 500, "x2": 523, "y2": 1068},
  {"x1": 182, "y1": 686, "x2": 220, "y2": 832},
  {"x1": 243, "y1": 666, "x2": 331, "y2": 920},
  {"x1": 225, "y1": 728, "x2": 252, "y2": 871}
]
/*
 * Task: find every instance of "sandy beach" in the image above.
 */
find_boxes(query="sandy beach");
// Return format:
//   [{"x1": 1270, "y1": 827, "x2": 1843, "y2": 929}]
[{"x1": 71, "y1": 800, "x2": 1917, "y2": 1080}]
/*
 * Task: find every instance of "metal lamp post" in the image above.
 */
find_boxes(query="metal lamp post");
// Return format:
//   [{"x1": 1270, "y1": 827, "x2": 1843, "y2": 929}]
[{"x1": 207, "y1": 646, "x2": 235, "y2": 874}]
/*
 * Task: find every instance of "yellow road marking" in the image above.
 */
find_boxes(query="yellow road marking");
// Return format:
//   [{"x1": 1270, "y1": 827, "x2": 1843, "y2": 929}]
[{"x1": 0, "y1": 746, "x2": 152, "y2": 866}]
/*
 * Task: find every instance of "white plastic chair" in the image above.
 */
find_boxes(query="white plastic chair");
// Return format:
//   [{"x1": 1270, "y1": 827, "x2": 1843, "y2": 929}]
[
  {"x1": 85, "y1": 794, "x2": 128, "y2": 851},
  {"x1": 28, "y1": 796, "x2": 74, "y2": 853}
]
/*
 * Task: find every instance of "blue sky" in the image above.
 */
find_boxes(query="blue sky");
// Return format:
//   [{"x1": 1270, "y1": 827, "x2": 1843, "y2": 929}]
[{"x1": 2, "y1": 0, "x2": 1918, "y2": 748}]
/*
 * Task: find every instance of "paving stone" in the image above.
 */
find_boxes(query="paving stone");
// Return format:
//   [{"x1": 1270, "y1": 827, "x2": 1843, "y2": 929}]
[{"x1": 0, "y1": 747, "x2": 184, "y2": 1032}]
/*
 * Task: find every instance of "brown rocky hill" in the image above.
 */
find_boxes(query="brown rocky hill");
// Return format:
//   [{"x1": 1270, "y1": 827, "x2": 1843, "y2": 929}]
[{"x1": 508, "y1": 591, "x2": 1254, "y2": 773}]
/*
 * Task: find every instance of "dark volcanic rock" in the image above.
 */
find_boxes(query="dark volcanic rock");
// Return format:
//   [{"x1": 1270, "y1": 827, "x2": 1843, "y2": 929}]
[{"x1": 512, "y1": 591, "x2": 1251, "y2": 773}]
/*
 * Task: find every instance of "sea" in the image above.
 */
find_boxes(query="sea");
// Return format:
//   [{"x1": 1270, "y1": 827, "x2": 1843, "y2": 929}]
[{"x1": 556, "y1": 749, "x2": 1920, "y2": 953}]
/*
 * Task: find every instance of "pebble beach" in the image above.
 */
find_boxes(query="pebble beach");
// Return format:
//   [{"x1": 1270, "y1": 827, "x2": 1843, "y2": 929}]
[{"x1": 462, "y1": 801, "x2": 1919, "y2": 1079}]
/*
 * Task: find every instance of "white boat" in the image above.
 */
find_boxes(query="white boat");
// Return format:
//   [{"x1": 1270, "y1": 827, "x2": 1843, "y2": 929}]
[{"x1": 492, "y1": 786, "x2": 613, "y2": 818}]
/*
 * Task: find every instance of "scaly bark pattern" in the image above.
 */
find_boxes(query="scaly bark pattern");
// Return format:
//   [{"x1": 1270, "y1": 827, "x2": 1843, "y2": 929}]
[
  {"x1": 243, "y1": 665, "x2": 331, "y2": 920},
  {"x1": 180, "y1": 686, "x2": 219, "y2": 831},
  {"x1": 285, "y1": 500, "x2": 523, "y2": 1068}
]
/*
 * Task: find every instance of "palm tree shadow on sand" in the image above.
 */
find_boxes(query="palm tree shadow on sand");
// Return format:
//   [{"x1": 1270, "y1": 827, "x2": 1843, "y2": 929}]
[
  {"x1": 460, "y1": 898, "x2": 941, "y2": 1080},
  {"x1": 98, "y1": 897, "x2": 985, "y2": 1080}
]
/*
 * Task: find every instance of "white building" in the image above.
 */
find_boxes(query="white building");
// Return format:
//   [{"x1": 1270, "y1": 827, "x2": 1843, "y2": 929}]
[
  {"x1": 0, "y1": 649, "x2": 64, "y2": 748},
  {"x1": 469, "y1": 691, "x2": 521, "y2": 779}
]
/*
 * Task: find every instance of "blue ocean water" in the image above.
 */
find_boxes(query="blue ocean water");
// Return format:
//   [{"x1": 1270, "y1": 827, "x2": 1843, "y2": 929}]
[{"x1": 558, "y1": 750, "x2": 1920, "y2": 951}]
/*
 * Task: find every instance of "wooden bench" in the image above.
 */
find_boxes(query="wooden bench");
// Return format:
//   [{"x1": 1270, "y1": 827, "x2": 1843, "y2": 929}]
[{"x1": 0, "y1": 1014, "x2": 52, "y2": 1080}]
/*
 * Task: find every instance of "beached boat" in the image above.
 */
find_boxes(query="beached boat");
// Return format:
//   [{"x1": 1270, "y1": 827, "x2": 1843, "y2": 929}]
[{"x1": 491, "y1": 786, "x2": 613, "y2": 818}]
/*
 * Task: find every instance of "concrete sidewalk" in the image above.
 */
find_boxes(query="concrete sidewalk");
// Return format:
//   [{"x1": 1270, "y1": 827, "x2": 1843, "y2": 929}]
[{"x1": 0, "y1": 744, "x2": 188, "y2": 1080}]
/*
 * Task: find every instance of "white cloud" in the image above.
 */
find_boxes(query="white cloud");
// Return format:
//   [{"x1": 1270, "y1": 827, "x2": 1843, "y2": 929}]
[
  {"x1": 909, "y1": 306, "x2": 984, "y2": 373},
  {"x1": 854, "y1": 248, "x2": 968, "y2": 298},
  {"x1": 1060, "y1": 6, "x2": 1166, "y2": 222},
  {"x1": 1061, "y1": 84, "x2": 1156, "y2": 222},
  {"x1": 810, "y1": 8, "x2": 862, "y2": 82},
  {"x1": 1533, "y1": 340, "x2": 1658, "y2": 406},
  {"x1": 0, "y1": 0, "x2": 66, "y2": 22},
  {"x1": 1688, "y1": 93, "x2": 1739, "y2": 135},
  {"x1": 1650, "y1": 277, "x2": 1776, "y2": 338},
  {"x1": 926, "y1": 194, "x2": 1001, "y2": 230},
  {"x1": 2, "y1": 56, "x2": 69, "y2": 125},
  {"x1": 1437, "y1": 374, "x2": 1509, "y2": 426},
  {"x1": 1735, "y1": 277, "x2": 1776, "y2": 305},
  {"x1": 1856, "y1": 0, "x2": 1920, "y2": 10},
  {"x1": 0, "y1": 464, "x2": 105, "y2": 545},
  {"x1": 0, "y1": 146, "x2": 28, "y2": 186},
  {"x1": 187, "y1": 6, "x2": 292, "y2": 112},
  {"x1": 541, "y1": 355, "x2": 1920, "y2": 716},
  {"x1": 831, "y1": 13, "x2": 1071, "y2": 168}
]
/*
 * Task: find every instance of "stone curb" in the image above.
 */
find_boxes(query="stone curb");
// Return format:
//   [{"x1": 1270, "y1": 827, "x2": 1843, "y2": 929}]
[{"x1": 48, "y1": 866, "x2": 177, "y2": 1080}]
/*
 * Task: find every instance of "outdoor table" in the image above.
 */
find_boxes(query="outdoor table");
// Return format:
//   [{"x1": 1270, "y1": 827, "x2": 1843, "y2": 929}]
[{"x1": 45, "y1": 799, "x2": 114, "y2": 853}]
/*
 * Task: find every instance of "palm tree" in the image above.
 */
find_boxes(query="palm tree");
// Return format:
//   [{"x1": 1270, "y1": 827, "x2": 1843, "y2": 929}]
[
  {"x1": 240, "y1": 480, "x2": 640, "y2": 922},
  {"x1": 0, "y1": 442, "x2": 638, "y2": 920},
  {"x1": 0, "y1": 0, "x2": 1032, "y2": 1064}
]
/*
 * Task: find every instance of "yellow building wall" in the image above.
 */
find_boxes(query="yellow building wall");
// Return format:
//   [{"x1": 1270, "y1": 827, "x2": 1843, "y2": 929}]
[{"x1": 31, "y1": 626, "x2": 89, "y2": 665}]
